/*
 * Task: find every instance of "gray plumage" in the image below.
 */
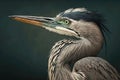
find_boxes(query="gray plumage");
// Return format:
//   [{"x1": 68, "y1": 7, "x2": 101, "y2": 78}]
[
  {"x1": 48, "y1": 8, "x2": 120, "y2": 80},
  {"x1": 9, "y1": 8, "x2": 120, "y2": 80}
]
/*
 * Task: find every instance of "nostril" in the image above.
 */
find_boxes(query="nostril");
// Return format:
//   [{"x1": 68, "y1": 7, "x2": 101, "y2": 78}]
[
  {"x1": 44, "y1": 18, "x2": 53, "y2": 21},
  {"x1": 45, "y1": 18, "x2": 52, "y2": 21}
]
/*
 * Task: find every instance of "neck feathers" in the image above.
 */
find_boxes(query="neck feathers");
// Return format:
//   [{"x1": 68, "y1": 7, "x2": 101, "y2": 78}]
[
  {"x1": 48, "y1": 23, "x2": 104, "y2": 80},
  {"x1": 48, "y1": 40, "x2": 74, "y2": 80}
]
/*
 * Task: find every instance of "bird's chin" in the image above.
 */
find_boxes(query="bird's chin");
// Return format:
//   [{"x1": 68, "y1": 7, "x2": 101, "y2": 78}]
[
  {"x1": 40, "y1": 25, "x2": 79, "y2": 40},
  {"x1": 43, "y1": 26, "x2": 79, "y2": 38}
]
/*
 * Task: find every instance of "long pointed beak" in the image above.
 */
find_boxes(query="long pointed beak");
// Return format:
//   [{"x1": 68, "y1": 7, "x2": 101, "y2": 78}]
[
  {"x1": 9, "y1": 15, "x2": 79, "y2": 38},
  {"x1": 9, "y1": 15, "x2": 55, "y2": 28}
]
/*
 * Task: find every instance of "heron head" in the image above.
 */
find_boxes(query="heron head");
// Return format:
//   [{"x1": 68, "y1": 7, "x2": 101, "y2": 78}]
[{"x1": 9, "y1": 8, "x2": 109, "y2": 40}]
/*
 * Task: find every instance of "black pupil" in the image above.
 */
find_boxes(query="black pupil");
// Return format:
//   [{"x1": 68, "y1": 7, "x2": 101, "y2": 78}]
[{"x1": 65, "y1": 20, "x2": 68, "y2": 23}]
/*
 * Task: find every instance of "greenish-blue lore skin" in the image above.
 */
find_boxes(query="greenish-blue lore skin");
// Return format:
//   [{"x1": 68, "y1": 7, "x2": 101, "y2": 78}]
[
  {"x1": 42, "y1": 17, "x2": 79, "y2": 40},
  {"x1": 44, "y1": 18, "x2": 71, "y2": 29}
]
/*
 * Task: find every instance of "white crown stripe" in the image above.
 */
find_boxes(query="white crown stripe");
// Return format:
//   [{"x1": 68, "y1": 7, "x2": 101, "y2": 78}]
[
  {"x1": 56, "y1": 8, "x2": 88, "y2": 18},
  {"x1": 64, "y1": 8, "x2": 73, "y2": 14},
  {"x1": 72, "y1": 8, "x2": 88, "y2": 12}
]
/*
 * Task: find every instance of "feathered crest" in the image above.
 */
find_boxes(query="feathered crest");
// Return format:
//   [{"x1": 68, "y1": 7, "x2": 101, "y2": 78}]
[{"x1": 57, "y1": 8, "x2": 110, "y2": 43}]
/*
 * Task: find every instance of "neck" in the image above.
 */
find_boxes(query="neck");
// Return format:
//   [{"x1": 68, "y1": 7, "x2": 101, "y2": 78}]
[{"x1": 48, "y1": 30, "x2": 104, "y2": 80}]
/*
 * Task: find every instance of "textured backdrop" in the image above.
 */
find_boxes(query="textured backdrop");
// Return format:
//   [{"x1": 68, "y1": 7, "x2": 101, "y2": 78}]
[{"x1": 0, "y1": 0, "x2": 120, "y2": 80}]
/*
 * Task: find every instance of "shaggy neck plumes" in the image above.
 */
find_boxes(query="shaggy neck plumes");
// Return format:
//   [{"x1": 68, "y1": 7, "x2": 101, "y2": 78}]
[{"x1": 48, "y1": 24, "x2": 104, "y2": 80}]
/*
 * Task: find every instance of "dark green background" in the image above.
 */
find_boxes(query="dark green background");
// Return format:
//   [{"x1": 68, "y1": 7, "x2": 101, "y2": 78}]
[{"x1": 0, "y1": 0, "x2": 120, "y2": 80}]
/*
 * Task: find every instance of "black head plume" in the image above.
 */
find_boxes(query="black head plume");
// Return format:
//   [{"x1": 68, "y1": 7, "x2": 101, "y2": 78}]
[{"x1": 57, "y1": 8, "x2": 110, "y2": 41}]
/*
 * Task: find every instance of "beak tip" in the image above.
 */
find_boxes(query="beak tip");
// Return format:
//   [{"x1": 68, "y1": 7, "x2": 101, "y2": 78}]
[
  {"x1": 8, "y1": 15, "x2": 17, "y2": 19},
  {"x1": 9, "y1": 15, "x2": 23, "y2": 18}
]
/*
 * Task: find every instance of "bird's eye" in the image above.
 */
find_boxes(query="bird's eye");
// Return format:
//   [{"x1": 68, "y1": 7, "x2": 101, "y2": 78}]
[
  {"x1": 58, "y1": 19, "x2": 70, "y2": 25},
  {"x1": 64, "y1": 20, "x2": 70, "y2": 24}
]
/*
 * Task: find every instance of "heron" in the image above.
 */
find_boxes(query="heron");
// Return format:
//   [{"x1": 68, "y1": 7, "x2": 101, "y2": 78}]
[{"x1": 9, "y1": 8, "x2": 120, "y2": 80}]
